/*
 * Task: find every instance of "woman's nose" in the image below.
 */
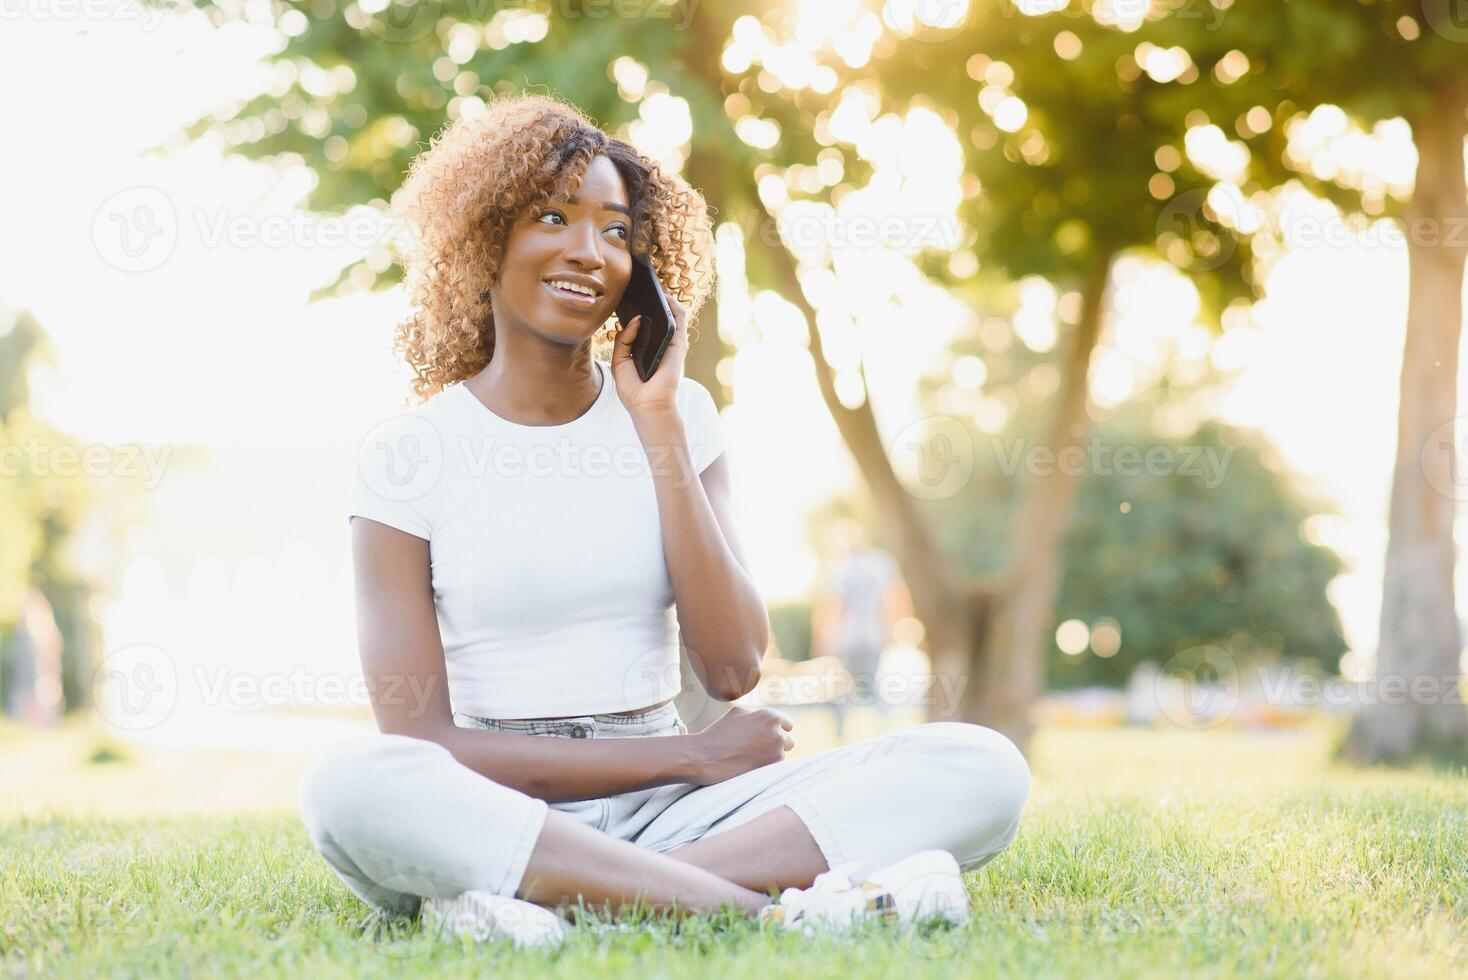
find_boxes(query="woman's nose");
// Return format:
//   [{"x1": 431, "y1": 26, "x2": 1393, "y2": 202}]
[{"x1": 561, "y1": 220, "x2": 605, "y2": 269}]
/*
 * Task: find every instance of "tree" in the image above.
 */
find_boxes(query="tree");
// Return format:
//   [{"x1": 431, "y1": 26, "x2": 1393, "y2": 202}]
[
  {"x1": 0, "y1": 308, "x2": 108, "y2": 714},
  {"x1": 1124, "y1": 0, "x2": 1468, "y2": 762},
  {"x1": 727, "y1": 5, "x2": 1266, "y2": 744},
  {"x1": 179, "y1": 0, "x2": 787, "y2": 409},
  {"x1": 177, "y1": 2, "x2": 1277, "y2": 748},
  {"x1": 924, "y1": 346, "x2": 1348, "y2": 688}
]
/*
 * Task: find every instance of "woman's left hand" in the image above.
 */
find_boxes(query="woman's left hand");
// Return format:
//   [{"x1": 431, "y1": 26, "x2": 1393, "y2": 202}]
[{"x1": 610, "y1": 289, "x2": 688, "y2": 425}]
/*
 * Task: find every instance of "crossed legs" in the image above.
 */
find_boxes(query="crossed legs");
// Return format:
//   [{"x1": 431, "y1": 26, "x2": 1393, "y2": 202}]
[
  {"x1": 300, "y1": 722, "x2": 1030, "y2": 920},
  {"x1": 515, "y1": 807, "x2": 787, "y2": 915}
]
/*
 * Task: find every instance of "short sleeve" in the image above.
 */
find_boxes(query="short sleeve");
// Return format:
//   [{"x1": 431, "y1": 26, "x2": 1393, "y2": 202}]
[
  {"x1": 679, "y1": 377, "x2": 725, "y2": 474},
  {"x1": 348, "y1": 410, "x2": 444, "y2": 540}
]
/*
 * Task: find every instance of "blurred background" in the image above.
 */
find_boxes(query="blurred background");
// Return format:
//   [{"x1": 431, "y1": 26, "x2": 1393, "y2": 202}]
[{"x1": 4, "y1": 0, "x2": 1467, "y2": 815}]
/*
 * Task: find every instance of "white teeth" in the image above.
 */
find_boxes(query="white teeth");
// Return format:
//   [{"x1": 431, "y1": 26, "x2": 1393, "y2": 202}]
[{"x1": 548, "y1": 280, "x2": 597, "y2": 298}]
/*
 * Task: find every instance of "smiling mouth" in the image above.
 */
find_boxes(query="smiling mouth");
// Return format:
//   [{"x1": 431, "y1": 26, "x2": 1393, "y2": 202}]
[{"x1": 543, "y1": 281, "x2": 602, "y2": 310}]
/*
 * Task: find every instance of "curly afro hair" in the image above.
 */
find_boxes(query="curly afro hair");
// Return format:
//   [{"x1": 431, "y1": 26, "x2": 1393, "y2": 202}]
[{"x1": 391, "y1": 91, "x2": 718, "y2": 403}]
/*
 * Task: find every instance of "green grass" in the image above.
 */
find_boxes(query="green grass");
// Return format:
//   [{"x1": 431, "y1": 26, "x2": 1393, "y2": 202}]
[{"x1": 3, "y1": 720, "x2": 1467, "y2": 978}]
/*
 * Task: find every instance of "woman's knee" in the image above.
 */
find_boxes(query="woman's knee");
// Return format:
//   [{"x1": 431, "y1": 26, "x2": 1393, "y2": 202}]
[
  {"x1": 298, "y1": 732, "x2": 452, "y2": 845},
  {"x1": 912, "y1": 721, "x2": 1032, "y2": 828}
]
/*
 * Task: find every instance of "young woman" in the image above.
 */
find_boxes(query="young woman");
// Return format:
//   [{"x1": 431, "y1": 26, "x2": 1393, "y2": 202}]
[{"x1": 300, "y1": 92, "x2": 1030, "y2": 947}]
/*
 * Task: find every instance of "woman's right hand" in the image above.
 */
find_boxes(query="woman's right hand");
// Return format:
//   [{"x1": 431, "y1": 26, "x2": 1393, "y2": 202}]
[{"x1": 686, "y1": 706, "x2": 794, "y2": 784}]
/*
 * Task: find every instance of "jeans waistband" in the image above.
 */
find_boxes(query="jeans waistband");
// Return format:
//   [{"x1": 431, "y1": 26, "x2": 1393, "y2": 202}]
[{"x1": 453, "y1": 700, "x2": 684, "y2": 739}]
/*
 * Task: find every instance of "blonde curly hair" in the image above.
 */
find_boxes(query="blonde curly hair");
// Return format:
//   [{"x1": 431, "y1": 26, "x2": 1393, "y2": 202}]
[{"x1": 391, "y1": 91, "x2": 717, "y2": 403}]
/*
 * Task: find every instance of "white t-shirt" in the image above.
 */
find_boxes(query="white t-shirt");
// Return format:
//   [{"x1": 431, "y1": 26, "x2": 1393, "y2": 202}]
[{"x1": 348, "y1": 358, "x2": 724, "y2": 719}]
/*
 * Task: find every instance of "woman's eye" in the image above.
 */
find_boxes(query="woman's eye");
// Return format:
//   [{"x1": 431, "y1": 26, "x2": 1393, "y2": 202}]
[{"x1": 539, "y1": 210, "x2": 628, "y2": 241}]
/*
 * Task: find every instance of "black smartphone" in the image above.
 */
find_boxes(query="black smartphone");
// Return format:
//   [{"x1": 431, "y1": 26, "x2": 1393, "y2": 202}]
[{"x1": 615, "y1": 252, "x2": 675, "y2": 382}]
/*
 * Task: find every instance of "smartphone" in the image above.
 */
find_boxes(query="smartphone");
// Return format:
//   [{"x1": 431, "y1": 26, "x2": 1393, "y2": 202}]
[{"x1": 615, "y1": 252, "x2": 675, "y2": 382}]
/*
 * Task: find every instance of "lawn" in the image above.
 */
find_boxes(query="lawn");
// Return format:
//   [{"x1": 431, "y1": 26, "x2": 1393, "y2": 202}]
[{"x1": 2, "y1": 716, "x2": 1466, "y2": 978}]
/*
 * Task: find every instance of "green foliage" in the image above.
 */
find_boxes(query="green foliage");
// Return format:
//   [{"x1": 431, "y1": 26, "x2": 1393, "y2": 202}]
[
  {"x1": 1122, "y1": 0, "x2": 1468, "y2": 260},
  {"x1": 1050, "y1": 414, "x2": 1346, "y2": 687},
  {"x1": 768, "y1": 4, "x2": 1263, "y2": 327},
  {"x1": 86, "y1": 742, "x2": 131, "y2": 766},
  {"x1": 915, "y1": 300, "x2": 1346, "y2": 687},
  {"x1": 172, "y1": 4, "x2": 1367, "y2": 702},
  {"x1": 0, "y1": 309, "x2": 116, "y2": 710},
  {"x1": 767, "y1": 600, "x2": 814, "y2": 662},
  {"x1": 919, "y1": 410, "x2": 1346, "y2": 688},
  {"x1": 179, "y1": 0, "x2": 771, "y2": 296},
  {"x1": 0, "y1": 309, "x2": 47, "y2": 423}
]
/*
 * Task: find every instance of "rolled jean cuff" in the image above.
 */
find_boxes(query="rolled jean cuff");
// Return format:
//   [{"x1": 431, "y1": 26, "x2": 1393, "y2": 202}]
[
  {"x1": 780, "y1": 790, "x2": 848, "y2": 870},
  {"x1": 498, "y1": 796, "x2": 550, "y2": 898}
]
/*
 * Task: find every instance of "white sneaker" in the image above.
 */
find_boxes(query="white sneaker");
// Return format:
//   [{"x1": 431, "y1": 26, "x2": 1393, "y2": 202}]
[
  {"x1": 420, "y1": 891, "x2": 568, "y2": 950},
  {"x1": 758, "y1": 849, "x2": 969, "y2": 935}
]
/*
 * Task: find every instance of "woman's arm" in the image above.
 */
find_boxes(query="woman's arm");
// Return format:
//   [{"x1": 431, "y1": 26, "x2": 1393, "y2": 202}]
[
  {"x1": 632, "y1": 420, "x2": 770, "y2": 702},
  {"x1": 349, "y1": 516, "x2": 788, "y2": 802}
]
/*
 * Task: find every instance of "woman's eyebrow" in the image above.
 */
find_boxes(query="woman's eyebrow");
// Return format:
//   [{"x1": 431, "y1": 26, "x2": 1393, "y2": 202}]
[{"x1": 564, "y1": 193, "x2": 631, "y2": 216}]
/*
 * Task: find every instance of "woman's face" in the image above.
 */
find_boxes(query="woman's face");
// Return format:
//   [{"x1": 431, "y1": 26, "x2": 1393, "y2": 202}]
[{"x1": 492, "y1": 153, "x2": 634, "y2": 348}]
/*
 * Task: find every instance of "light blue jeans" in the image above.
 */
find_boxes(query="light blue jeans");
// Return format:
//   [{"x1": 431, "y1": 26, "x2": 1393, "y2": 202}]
[{"x1": 299, "y1": 701, "x2": 1031, "y2": 915}]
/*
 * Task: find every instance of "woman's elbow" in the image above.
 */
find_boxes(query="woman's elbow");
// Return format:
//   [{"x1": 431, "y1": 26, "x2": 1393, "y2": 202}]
[
  {"x1": 710, "y1": 648, "x2": 763, "y2": 701},
  {"x1": 372, "y1": 706, "x2": 454, "y2": 747}
]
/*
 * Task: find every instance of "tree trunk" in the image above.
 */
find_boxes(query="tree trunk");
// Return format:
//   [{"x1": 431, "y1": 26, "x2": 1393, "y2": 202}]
[
  {"x1": 750, "y1": 209, "x2": 1083, "y2": 740},
  {"x1": 961, "y1": 256, "x2": 1113, "y2": 747},
  {"x1": 1343, "y1": 88, "x2": 1468, "y2": 764},
  {"x1": 750, "y1": 216, "x2": 975, "y2": 677},
  {"x1": 749, "y1": 192, "x2": 1122, "y2": 750}
]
